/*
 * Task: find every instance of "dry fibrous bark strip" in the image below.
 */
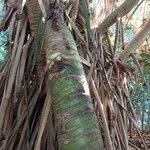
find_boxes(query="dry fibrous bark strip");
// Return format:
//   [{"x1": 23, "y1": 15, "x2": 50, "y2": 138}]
[
  {"x1": 39, "y1": 1, "x2": 103, "y2": 149},
  {"x1": 0, "y1": 17, "x2": 27, "y2": 136},
  {"x1": 34, "y1": 82, "x2": 52, "y2": 150},
  {"x1": 96, "y1": 0, "x2": 140, "y2": 34},
  {"x1": 0, "y1": 0, "x2": 18, "y2": 30},
  {"x1": 69, "y1": 0, "x2": 79, "y2": 22},
  {"x1": 1, "y1": 87, "x2": 39, "y2": 149},
  {"x1": 120, "y1": 18, "x2": 150, "y2": 61},
  {"x1": 90, "y1": 78, "x2": 112, "y2": 150}
]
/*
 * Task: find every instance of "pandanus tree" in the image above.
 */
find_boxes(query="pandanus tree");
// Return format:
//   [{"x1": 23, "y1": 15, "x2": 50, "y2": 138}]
[
  {"x1": 36, "y1": 0, "x2": 103, "y2": 149},
  {"x1": 0, "y1": 0, "x2": 103, "y2": 149},
  {"x1": 0, "y1": 0, "x2": 150, "y2": 149}
]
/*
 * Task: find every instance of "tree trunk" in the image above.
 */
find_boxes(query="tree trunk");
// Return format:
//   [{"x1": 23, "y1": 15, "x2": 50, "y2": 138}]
[
  {"x1": 40, "y1": 1, "x2": 103, "y2": 149},
  {"x1": 27, "y1": 0, "x2": 42, "y2": 38},
  {"x1": 120, "y1": 18, "x2": 150, "y2": 61},
  {"x1": 96, "y1": 0, "x2": 140, "y2": 34}
]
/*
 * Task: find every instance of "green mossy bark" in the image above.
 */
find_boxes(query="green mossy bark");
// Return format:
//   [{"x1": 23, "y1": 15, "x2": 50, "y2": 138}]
[{"x1": 43, "y1": 3, "x2": 103, "y2": 150}]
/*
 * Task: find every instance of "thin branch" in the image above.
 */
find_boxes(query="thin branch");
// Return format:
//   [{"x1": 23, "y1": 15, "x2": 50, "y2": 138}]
[
  {"x1": 120, "y1": 17, "x2": 150, "y2": 61},
  {"x1": 96, "y1": 0, "x2": 140, "y2": 34}
]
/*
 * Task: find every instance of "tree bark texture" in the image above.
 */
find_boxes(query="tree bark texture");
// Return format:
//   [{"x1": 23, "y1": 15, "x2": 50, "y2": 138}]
[
  {"x1": 27, "y1": 0, "x2": 42, "y2": 37},
  {"x1": 42, "y1": 2, "x2": 103, "y2": 150}
]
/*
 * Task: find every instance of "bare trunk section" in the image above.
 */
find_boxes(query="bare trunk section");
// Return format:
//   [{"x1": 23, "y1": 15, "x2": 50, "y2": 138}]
[
  {"x1": 120, "y1": 18, "x2": 150, "y2": 61},
  {"x1": 96, "y1": 0, "x2": 140, "y2": 34},
  {"x1": 39, "y1": 1, "x2": 103, "y2": 149},
  {"x1": 27, "y1": 0, "x2": 46, "y2": 85},
  {"x1": 27, "y1": 0, "x2": 42, "y2": 37}
]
